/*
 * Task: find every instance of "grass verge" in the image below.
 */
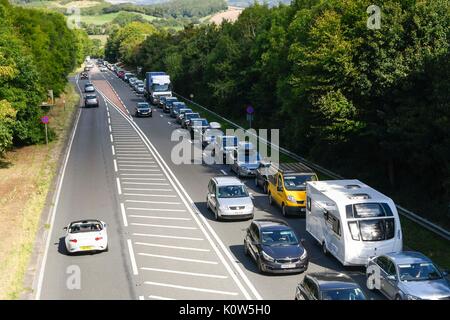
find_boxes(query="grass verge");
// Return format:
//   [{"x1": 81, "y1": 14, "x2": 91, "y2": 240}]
[{"x1": 0, "y1": 82, "x2": 79, "y2": 299}]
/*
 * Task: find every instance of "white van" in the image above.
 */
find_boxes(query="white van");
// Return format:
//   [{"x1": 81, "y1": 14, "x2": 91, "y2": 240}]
[{"x1": 306, "y1": 180, "x2": 402, "y2": 266}]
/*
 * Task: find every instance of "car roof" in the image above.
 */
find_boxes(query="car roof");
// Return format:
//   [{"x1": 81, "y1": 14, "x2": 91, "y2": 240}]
[
  {"x1": 383, "y1": 251, "x2": 432, "y2": 264},
  {"x1": 137, "y1": 102, "x2": 149, "y2": 106},
  {"x1": 213, "y1": 176, "x2": 244, "y2": 186},
  {"x1": 69, "y1": 219, "x2": 102, "y2": 225},
  {"x1": 306, "y1": 272, "x2": 359, "y2": 290}
]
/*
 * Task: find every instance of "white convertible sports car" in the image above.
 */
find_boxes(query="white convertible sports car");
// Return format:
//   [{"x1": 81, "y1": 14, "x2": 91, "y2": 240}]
[{"x1": 64, "y1": 219, "x2": 108, "y2": 254}]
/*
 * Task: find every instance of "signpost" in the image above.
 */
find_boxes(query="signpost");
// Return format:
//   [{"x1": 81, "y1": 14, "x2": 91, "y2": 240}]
[
  {"x1": 41, "y1": 116, "x2": 49, "y2": 145},
  {"x1": 246, "y1": 105, "x2": 254, "y2": 128}
]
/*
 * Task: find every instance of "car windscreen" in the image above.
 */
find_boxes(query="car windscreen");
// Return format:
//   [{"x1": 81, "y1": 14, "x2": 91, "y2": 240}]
[
  {"x1": 138, "y1": 104, "x2": 150, "y2": 109},
  {"x1": 191, "y1": 119, "x2": 209, "y2": 127},
  {"x1": 69, "y1": 222, "x2": 102, "y2": 233},
  {"x1": 217, "y1": 185, "x2": 248, "y2": 198},
  {"x1": 152, "y1": 84, "x2": 170, "y2": 92},
  {"x1": 398, "y1": 262, "x2": 443, "y2": 281},
  {"x1": 180, "y1": 109, "x2": 192, "y2": 115},
  {"x1": 321, "y1": 288, "x2": 366, "y2": 300},
  {"x1": 283, "y1": 174, "x2": 317, "y2": 191},
  {"x1": 261, "y1": 229, "x2": 298, "y2": 246},
  {"x1": 186, "y1": 113, "x2": 200, "y2": 119}
]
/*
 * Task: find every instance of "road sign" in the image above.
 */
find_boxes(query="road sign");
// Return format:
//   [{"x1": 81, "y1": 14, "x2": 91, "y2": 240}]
[
  {"x1": 41, "y1": 116, "x2": 49, "y2": 124},
  {"x1": 246, "y1": 105, "x2": 254, "y2": 114}
]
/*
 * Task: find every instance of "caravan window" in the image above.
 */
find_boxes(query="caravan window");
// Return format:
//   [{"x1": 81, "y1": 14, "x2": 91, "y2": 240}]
[
  {"x1": 349, "y1": 203, "x2": 393, "y2": 218},
  {"x1": 324, "y1": 212, "x2": 341, "y2": 236},
  {"x1": 359, "y1": 218, "x2": 395, "y2": 241}
]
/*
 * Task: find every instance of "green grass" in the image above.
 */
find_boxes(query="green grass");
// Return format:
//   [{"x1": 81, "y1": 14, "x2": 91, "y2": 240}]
[{"x1": 74, "y1": 11, "x2": 157, "y2": 25}]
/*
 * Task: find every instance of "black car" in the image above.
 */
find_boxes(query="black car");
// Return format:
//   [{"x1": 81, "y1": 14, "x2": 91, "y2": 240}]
[
  {"x1": 254, "y1": 160, "x2": 273, "y2": 194},
  {"x1": 80, "y1": 72, "x2": 89, "y2": 80},
  {"x1": 244, "y1": 219, "x2": 308, "y2": 274},
  {"x1": 295, "y1": 272, "x2": 367, "y2": 300},
  {"x1": 135, "y1": 102, "x2": 152, "y2": 117}
]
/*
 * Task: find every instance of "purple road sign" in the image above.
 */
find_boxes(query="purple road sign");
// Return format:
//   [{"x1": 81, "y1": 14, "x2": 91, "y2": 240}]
[
  {"x1": 246, "y1": 105, "x2": 254, "y2": 114},
  {"x1": 41, "y1": 116, "x2": 49, "y2": 124}
]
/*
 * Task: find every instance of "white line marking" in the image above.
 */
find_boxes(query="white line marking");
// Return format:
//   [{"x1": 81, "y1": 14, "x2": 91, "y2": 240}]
[
  {"x1": 133, "y1": 233, "x2": 202, "y2": 241},
  {"x1": 35, "y1": 96, "x2": 82, "y2": 300},
  {"x1": 138, "y1": 253, "x2": 216, "y2": 265},
  {"x1": 116, "y1": 177, "x2": 122, "y2": 195},
  {"x1": 124, "y1": 193, "x2": 173, "y2": 197},
  {"x1": 127, "y1": 239, "x2": 138, "y2": 275},
  {"x1": 110, "y1": 134, "x2": 114, "y2": 143},
  {"x1": 113, "y1": 159, "x2": 118, "y2": 172},
  {"x1": 120, "y1": 173, "x2": 162, "y2": 176},
  {"x1": 126, "y1": 199, "x2": 179, "y2": 204},
  {"x1": 148, "y1": 295, "x2": 174, "y2": 301},
  {"x1": 117, "y1": 161, "x2": 155, "y2": 164},
  {"x1": 120, "y1": 203, "x2": 128, "y2": 227},
  {"x1": 140, "y1": 267, "x2": 226, "y2": 279},
  {"x1": 108, "y1": 118, "x2": 111, "y2": 125},
  {"x1": 131, "y1": 223, "x2": 195, "y2": 230},
  {"x1": 108, "y1": 124, "x2": 112, "y2": 132},
  {"x1": 220, "y1": 169, "x2": 227, "y2": 175},
  {"x1": 123, "y1": 182, "x2": 168, "y2": 186},
  {"x1": 129, "y1": 215, "x2": 189, "y2": 221},
  {"x1": 111, "y1": 145, "x2": 115, "y2": 156},
  {"x1": 138, "y1": 296, "x2": 144, "y2": 300},
  {"x1": 118, "y1": 164, "x2": 158, "y2": 168},
  {"x1": 144, "y1": 282, "x2": 237, "y2": 296},
  {"x1": 135, "y1": 242, "x2": 208, "y2": 252}
]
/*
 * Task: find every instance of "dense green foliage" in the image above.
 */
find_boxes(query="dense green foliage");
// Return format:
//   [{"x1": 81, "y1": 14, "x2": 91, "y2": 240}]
[
  {"x1": 107, "y1": 0, "x2": 450, "y2": 225},
  {"x1": 0, "y1": 0, "x2": 93, "y2": 153}
]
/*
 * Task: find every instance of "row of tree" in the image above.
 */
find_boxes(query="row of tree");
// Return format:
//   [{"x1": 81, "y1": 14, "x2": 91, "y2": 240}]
[
  {"x1": 106, "y1": 0, "x2": 450, "y2": 225},
  {"x1": 0, "y1": 0, "x2": 95, "y2": 154}
]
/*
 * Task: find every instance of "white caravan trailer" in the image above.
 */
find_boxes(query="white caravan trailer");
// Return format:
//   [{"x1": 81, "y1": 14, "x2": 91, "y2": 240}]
[{"x1": 306, "y1": 180, "x2": 402, "y2": 266}]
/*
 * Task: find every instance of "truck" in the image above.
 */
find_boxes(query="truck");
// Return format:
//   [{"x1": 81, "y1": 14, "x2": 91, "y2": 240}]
[
  {"x1": 306, "y1": 179, "x2": 402, "y2": 266},
  {"x1": 267, "y1": 162, "x2": 318, "y2": 217},
  {"x1": 145, "y1": 72, "x2": 172, "y2": 105}
]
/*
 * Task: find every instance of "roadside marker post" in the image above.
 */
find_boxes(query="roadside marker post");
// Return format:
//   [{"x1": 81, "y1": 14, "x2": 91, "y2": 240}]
[
  {"x1": 41, "y1": 116, "x2": 49, "y2": 145},
  {"x1": 246, "y1": 105, "x2": 254, "y2": 129}
]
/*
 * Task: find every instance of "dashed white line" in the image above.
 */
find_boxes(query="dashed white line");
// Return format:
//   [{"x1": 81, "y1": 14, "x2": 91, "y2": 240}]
[
  {"x1": 113, "y1": 159, "x2": 118, "y2": 172},
  {"x1": 111, "y1": 145, "x2": 115, "y2": 156},
  {"x1": 138, "y1": 253, "x2": 217, "y2": 265},
  {"x1": 116, "y1": 177, "x2": 122, "y2": 194},
  {"x1": 127, "y1": 239, "x2": 138, "y2": 275},
  {"x1": 124, "y1": 192, "x2": 174, "y2": 196},
  {"x1": 125, "y1": 199, "x2": 179, "y2": 205},
  {"x1": 120, "y1": 203, "x2": 128, "y2": 227},
  {"x1": 140, "y1": 267, "x2": 226, "y2": 279},
  {"x1": 148, "y1": 295, "x2": 174, "y2": 301},
  {"x1": 135, "y1": 242, "x2": 208, "y2": 252},
  {"x1": 110, "y1": 134, "x2": 114, "y2": 143},
  {"x1": 129, "y1": 215, "x2": 189, "y2": 221}
]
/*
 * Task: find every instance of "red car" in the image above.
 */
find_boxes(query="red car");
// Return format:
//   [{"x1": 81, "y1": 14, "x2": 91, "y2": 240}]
[{"x1": 117, "y1": 70, "x2": 125, "y2": 79}]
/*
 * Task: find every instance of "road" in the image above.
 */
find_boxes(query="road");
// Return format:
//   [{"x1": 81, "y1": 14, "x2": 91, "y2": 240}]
[{"x1": 36, "y1": 65, "x2": 384, "y2": 300}]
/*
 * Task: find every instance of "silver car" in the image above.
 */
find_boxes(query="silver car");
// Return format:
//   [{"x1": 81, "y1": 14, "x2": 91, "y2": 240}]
[
  {"x1": 366, "y1": 251, "x2": 450, "y2": 300},
  {"x1": 230, "y1": 142, "x2": 262, "y2": 177},
  {"x1": 206, "y1": 176, "x2": 254, "y2": 221}
]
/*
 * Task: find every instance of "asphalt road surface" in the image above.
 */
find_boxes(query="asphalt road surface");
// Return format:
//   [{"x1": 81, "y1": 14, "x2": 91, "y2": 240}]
[{"x1": 36, "y1": 65, "x2": 384, "y2": 300}]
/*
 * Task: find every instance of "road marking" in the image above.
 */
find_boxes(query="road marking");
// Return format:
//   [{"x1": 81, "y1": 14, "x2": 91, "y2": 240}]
[
  {"x1": 138, "y1": 253, "x2": 217, "y2": 265},
  {"x1": 126, "y1": 199, "x2": 179, "y2": 204},
  {"x1": 116, "y1": 177, "x2": 122, "y2": 195},
  {"x1": 131, "y1": 223, "x2": 195, "y2": 230},
  {"x1": 124, "y1": 189, "x2": 173, "y2": 193},
  {"x1": 120, "y1": 173, "x2": 162, "y2": 176},
  {"x1": 120, "y1": 203, "x2": 128, "y2": 227},
  {"x1": 138, "y1": 296, "x2": 144, "y2": 300},
  {"x1": 113, "y1": 159, "x2": 118, "y2": 172},
  {"x1": 122, "y1": 178, "x2": 166, "y2": 181},
  {"x1": 220, "y1": 170, "x2": 228, "y2": 175},
  {"x1": 144, "y1": 282, "x2": 237, "y2": 296},
  {"x1": 111, "y1": 145, "x2": 115, "y2": 156},
  {"x1": 124, "y1": 193, "x2": 174, "y2": 197},
  {"x1": 116, "y1": 157, "x2": 154, "y2": 160},
  {"x1": 35, "y1": 93, "x2": 82, "y2": 300},
  {"x1": 129, "y1": 215, "x2": 189, "y2": 221},
  {"x1": 135, "y1": 242, "x2": 208, "y2": 252},
  {"x1": 123, "y1": 183, "x2": 169, "y2": 186},
  {"x1": 115, "y1": 153, "x2": 151, "y2": 156},
  {"x1": 110, "y1": 134, "x2": 114, "y2": 143},
  {"x1": 108, "y1": 124, "x2": 112, "y2": 132},
  {"x1": 101, "y1": 94, "x2": 257, "y2": 300},
  {"x1": 118, "y1": 164, "x2": 158, "y2": 168},
  {"x1": 117, "y1": 161, "x2": 155, "y2": 164},
  {"x1": 108, "y1": 118, "x2": 111, "y2": 125},
  {"x1": 126, "y1": 208, "x2": 186, "y2": 213},
  {"x1": 140, "y1": 267, "x2": 226, "y2": 279},
  {"x1": 148, "y1": 295, "x2": 174, "y2": 301},
  {"x1": 133, "y1": 233, "x2": 205, "y2": 241},
  {"x1": 127, "y1": 239, "x2": 138, "y2": 275}
]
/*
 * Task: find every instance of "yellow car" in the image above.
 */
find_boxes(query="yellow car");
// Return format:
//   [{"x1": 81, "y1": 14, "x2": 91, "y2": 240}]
[{"x1": 267, "y1": 163, "x2": 318, "y2": 217}]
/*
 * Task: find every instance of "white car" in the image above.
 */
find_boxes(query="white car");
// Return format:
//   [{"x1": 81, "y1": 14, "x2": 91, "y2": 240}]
[
  {"x1": 100, "y1": 66, "x2": 108, "y2": 72},
  {"x1": 64, "y1": 219, "x2": 108, "y2": 254}
]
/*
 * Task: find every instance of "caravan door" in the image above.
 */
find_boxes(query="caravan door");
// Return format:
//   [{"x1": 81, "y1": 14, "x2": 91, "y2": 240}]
[{"x1": 322, "y1": 209, "x2": 342, "y2": 260}]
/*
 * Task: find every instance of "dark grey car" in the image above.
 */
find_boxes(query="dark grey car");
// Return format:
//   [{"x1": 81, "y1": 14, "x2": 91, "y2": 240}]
[
  {"x1": 366, "y1": 251, "x2": 450, "y2": 300},
  {"x1": 295, "y1": 272, "x2": 366, "y2": 300}
]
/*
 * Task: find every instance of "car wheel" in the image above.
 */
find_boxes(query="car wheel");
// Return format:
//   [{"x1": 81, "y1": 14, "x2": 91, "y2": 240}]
[
  {"x1": 268, "y1": 193, "x2": 274, "y2": 206},
  {"x1": 257, "y1": 257, "x2": 264, "y2": 274},
  {"x1": 395, "y1": 294, "x2": 402, "y2": 300},
  {"x1": 214, "y1": 208, "x2": 221, "y2": 221},
  {"x1": 244, "y1": 241, "x2": 250, "y2": 256},
  {"x1": 322, "y1": 241, "x2": 329, "y2": 256},
  {"x1": 104, "y1": 245, "x2": 109, "y2": 253},
  {"x1": 282, "y1": 204, "x2": 288, "y2": 217}
]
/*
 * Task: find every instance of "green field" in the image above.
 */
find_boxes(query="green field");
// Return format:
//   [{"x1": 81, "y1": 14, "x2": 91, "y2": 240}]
[{"x1": 76, "y1": 12, "x2": 157, "y2": 25}]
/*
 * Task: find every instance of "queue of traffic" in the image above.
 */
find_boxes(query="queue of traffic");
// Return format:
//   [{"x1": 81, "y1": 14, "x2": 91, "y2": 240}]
[{"x1": 74, "y1": 59, "x2": 450, "y2": 300}]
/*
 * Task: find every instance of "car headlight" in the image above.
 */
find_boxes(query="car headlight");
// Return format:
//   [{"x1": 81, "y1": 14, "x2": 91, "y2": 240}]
[
  {"x1": 300, "y1": 249, "x2": 308, "y2": 260},
  {"x1": 406, "y1": 294, "x2": 421, "y2": 300},
  {"x1": 287, "y1": 195, "x2": 297, "y2": 203},
  {"x1": 262, "y1": 251, "x2": 275, "y2": 262}
]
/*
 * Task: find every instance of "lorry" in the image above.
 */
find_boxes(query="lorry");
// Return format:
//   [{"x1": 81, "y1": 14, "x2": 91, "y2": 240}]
[
  {"x1": 267, "y1": 162, "x2": 318, "y2": 217},
  {"x1": 145, "y1": 72, "x2": 172, "y2": 105},
  {"x1": 306, "y1": 179, "x2": 402, "y2": 266}
]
